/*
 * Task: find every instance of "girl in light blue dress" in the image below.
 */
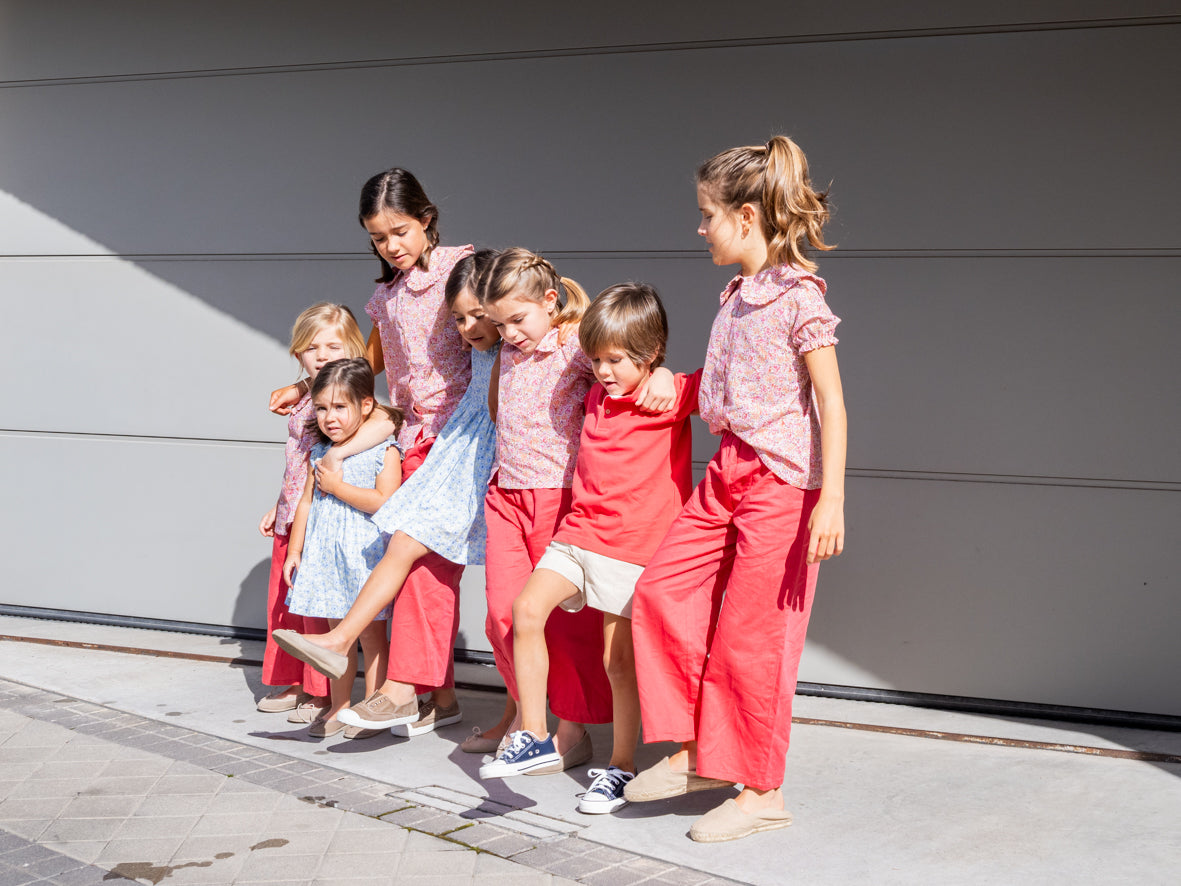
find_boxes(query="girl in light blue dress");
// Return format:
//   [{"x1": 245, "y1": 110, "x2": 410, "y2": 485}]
[
  {"x1": 274, "y1": 251, "x2": 504, "y2": 736},
  {"x1": 283, "y1": 358, "x2": 404, "y2": 737}
]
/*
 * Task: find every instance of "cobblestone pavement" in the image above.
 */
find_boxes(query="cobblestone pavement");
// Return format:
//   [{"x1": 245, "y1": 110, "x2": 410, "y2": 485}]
[{"x1": 0, "y1": 679, "x2": 742, "y2": 885}]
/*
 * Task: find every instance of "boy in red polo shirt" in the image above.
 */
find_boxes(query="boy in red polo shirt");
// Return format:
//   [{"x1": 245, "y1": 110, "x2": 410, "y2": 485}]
[{"x1": 479, "y1": 283, "x2": 701, "y2": 816}]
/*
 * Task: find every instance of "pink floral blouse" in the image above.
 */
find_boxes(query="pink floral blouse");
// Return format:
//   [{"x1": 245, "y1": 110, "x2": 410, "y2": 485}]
[
  {"x1": 495, "y1": 326, "x2": 595, "y2": 489},
  {"x1": 274, "y1": 393, "x2": 317, "y2": 533},
  {"x1": 698, "y1": 263, "x2": 840, "y2": 490},
  {"x1": 365, "y1": 244, "x2": 474, "y2": 451}
]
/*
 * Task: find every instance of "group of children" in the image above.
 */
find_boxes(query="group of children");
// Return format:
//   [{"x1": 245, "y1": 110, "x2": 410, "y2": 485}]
[{"x1": 254, "y1": 136, "x2": 847, "y2": 844}]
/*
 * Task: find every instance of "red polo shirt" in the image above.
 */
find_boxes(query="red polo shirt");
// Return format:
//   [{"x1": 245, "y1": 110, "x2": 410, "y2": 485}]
[{"x1": 553, "y1": 370, "x2": 701, "y2": 566}]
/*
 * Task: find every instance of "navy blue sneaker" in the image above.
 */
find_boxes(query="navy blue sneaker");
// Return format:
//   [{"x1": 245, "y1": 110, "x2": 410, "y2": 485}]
[
  {"x1": 478, "y1": 730, "x2": 560, "y2": 778},
  {"x1": 578, "y1": 766, "x2": 635, "y2": 814}
]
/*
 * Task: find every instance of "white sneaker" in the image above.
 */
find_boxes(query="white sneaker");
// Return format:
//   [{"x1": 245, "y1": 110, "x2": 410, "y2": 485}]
[{"x1": 578, "y1": 766, "x2": 635, "y2": 814}]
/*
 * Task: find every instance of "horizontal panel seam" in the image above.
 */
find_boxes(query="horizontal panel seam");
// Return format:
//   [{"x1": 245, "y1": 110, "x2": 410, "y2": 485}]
[
  {"x1": 2, "y1": 430, "x2": 1175, "y2": 491},
  {"x1": 1, "y1": 16, "x2": 1178, "y2": 90},
  {"x1": 2, "y1": 249, "x2": 1180, "y2": 262}
]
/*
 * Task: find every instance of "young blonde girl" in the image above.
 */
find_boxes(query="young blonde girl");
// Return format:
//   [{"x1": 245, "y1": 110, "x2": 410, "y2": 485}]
[
  {"x1": 474, "y1": 249, "x2": 677, "y2": 765},
  {"x1": 256, "y1": 304, "x2": 366, "y2": 717},
  {"x1": 272, "y1": 168, "x2": 475, "y2": 733},
  {"x1": 482, "y1": 284, "x2": 701, "y2": 817},
  {"x1": 284, "y1": 358, "x2": 404, "y2": 737},
  {"x1": 626, "y1": 136, "x2": 847, "y2": 843},
  {"x1": 273, "y1": 251, "x2": 502, "y2": 739}
]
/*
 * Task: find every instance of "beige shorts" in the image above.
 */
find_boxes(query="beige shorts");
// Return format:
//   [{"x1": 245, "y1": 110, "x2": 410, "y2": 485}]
[{"x1": 536, "y1": 540, "x2": 644, "y2": 618}]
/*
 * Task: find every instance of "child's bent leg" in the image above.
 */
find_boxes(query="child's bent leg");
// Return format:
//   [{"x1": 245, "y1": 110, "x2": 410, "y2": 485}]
[
  {"x1": 512, "y1": 568, "x2": 579, "y2": 738},
  {"x1": 602, "y1": 614, "x2": 639, "y2": 774},
  {"x1": 323, "y1": 618, "x2": 356, "y2": 722},
  {"x1": 302, "y1": 532, "x2": 428, "y2": 657}
]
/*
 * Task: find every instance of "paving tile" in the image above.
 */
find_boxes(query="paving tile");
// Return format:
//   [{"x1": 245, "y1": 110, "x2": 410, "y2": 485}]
[
  {"x1": 115, "y1": 814, "x2": 202, "y2": 840},
  {"x1": 36, "y1": 839, "x2": 106, "y2": 864},
  {"x1": 59, "y1": 794, "x2": 144, "y2": 819},
  {"x1": 2, "y1": 820, "x2": 53, "y2": 841},
  {"x1": 153, "y1": 774, "x2": 230, "y2": 795},
  {"x1": 235, "y1": 851, "x2": 325, "y2": 881},
  {"x1": 39, "y1": 816, "x2": 125, "y2": 843},
  {"x1": 50, "y1": 863, "x2": 115, "y2": 885},
  {"x1": 134, "y1": 794, "x2": 213, "y2": 817},
  {"x1": 6, "y1": 780, "x2": 91, "y2": 801},
  {"x1": 0, "y1": 796, "x2": 73, "y2": 821},
  {"x1": 188, "y1": 811, "x2": 271, "y2": 838},
  {"x1": 401, "y1": 830, "x2": 469, "y2": 853},
  {"x1": 95, "y1": 835, "x2": 188, "y2": 866},
  {"x1": 396, "y1": 848, "x2": 477, "y2": 877},
  {"x1": 202, "y1": 791, "x2": 285, "y2": 816},
  {"x1": 101, "y1": 758, "x2": 174, "y2": 778}
]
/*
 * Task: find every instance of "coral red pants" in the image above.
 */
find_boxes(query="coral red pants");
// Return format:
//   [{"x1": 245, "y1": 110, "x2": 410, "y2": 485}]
[
  {"x1": 263, "y1": 532, "x2": 330, "y2": 696},
  {"x1": 384, "y1": 434, "x2": 465, "y2": 693},
  {"x1": 484, "y1": 482, "x2": 613, "y2": 724},
  {"x1": 632, "y1": 434, "x2": 820, "y2": 790}
]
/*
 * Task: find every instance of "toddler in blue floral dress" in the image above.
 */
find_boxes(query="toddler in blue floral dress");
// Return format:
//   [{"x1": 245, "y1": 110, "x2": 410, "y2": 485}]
[
  {"x1": 275, "y1": 250, "x2": 505, "y2": 737},
  {"x1": 283, "y1": 358, "x2": 404, "y2": 739}
]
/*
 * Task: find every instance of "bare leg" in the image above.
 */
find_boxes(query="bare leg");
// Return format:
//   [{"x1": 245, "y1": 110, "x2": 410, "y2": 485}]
[
  {"x1": 512, "y1": 569, "x2": 580, "y2": 740},
  {"x1": 356, "y1": 620, "x2": 389, "y2": 698},
  {"x1": 323, "y1": 618, "x2": 355, "y2": 723},
  {"x1": 602, "y1": 614, "x2": 639, "y2": 773},
  {"x1": 668, "y1": 741, "x2": 698, "y2": 772},
  {"x1": 734, "y1": 786, "x2": 785, "y2": 813},
  {"x1": 294, "y1": 532, "x2": 428, "y2": 657}
]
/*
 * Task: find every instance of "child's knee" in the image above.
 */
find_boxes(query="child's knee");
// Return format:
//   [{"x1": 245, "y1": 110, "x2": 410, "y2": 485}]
[
  {"x1": 512, "y1": 593, "x2": 547, "y2": 633},
  {"x1": 603, "y1": 644, "x2": 636, "y2": 684}
]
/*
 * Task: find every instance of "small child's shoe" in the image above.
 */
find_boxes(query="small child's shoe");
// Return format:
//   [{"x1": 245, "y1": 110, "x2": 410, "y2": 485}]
[
  {"x1": 478, "y1": 730, "x2": 560, "y2": 779},
  {"x1": 391, "y1": 698, "x2": 462, "y2": 737},
  {"x1": 578, "y1": 766, "x2": 635, "y2": 814},
  {"x1": 460, "y1": 727, "x2": 501, "y2": 754}
]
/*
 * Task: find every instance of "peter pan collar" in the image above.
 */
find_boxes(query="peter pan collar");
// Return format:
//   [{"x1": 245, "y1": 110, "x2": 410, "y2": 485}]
[{"x1": 721, "y1": 263, "x2": 823, "y2": 306}]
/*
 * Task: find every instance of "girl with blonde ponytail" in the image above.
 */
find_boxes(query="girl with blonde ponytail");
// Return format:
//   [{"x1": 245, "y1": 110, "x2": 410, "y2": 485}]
[
  {"x1": 626, "y1": 137, "x2": 848, "y2": 843},
  {"x1": 471, "y1": 248, "x2": 676, "y2": 764}
]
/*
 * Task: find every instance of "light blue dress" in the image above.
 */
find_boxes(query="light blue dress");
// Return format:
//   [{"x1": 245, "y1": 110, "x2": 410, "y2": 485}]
[
  {"x1": 287, "y1": 439, "x2": 398, "y2": 619},
  {"x1": 372, "y1": 343, "x2": 498, "y2": 565}
]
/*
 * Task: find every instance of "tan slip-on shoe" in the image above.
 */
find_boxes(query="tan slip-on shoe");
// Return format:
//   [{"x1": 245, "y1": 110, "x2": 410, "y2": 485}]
[
  {"x1": 343, "y1": 725, "x2": 384, "y2": 740},
  {"x1": 271, "y1": 630, "x2": 349, "y2": 680},
  {"x1": 525, "y1": 729, "x2": 593, "y2": 776},
  {"x1": 623, "y1": 756, "x2": 734, "y2": 802},
  {"x1": 256, "y1": 689, "x2": 307, "y2": 713},
  {"x1": 336, "y1": 691, "x2": 419, "y2": 729},
  {"x1": 287, "y1": 700, "x2": 328, "y2": 724},
  {"x1": 308, "y1": 716, "x2": 347, "y2": 738},
  {"x1": 689, "y1": 798, "x2": 792, "y2": 842},
  {"x1": 391, "y1": 699, "x2": 462, "y2": 737},
  {"x1": 460, "y1": 727, "x2": 502, "y2": 754}
]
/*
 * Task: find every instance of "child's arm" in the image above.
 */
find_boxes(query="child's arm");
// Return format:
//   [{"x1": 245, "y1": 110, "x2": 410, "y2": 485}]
[
  {"x1": 319, "y1": 411, "x2": 399, "y2": 471},
  {"x1": 365, "y1": 326, "x2": 385, "y2": 375},
  {"x1": 633, "y1": 366, "x2": 677, "y2": 413},
  {"x1": 258, "y1": 505, "x2": 277, "y2": 538},
  {"x1": 488, "y1": 355, "x2": 502, "y2": 423},
  {"x1": 803, "y1": 345, "x2": 847, "y2": 563},
  {"x1": 282, "y1": 464, "x2": 316, "y2": 586},
  {"x1": 269, "y1": 379, "x2": 309, "y2": 415},
  {"x1": 319, "y1": 445, "x2": 403, "y2": 515}
]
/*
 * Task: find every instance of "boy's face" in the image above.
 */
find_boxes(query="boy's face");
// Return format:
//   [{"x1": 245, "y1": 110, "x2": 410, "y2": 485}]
[{"x1": 590, "y1": 347, "x2": 651, "y2": 398}]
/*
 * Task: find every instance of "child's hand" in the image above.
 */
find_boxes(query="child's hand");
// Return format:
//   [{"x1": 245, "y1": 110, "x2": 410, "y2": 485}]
[
  {"x1": 269, "y1": 382, "x2": 304, "y2": 415},
  {"x1": 315, "y1": 460, "x2": 343, "y2": 497},
  {"x1": 258, "y1": 506, "x2": 277, "y2": 538},
  {"x1": 807, "y1": 495, "x2": 845, "y2": 564},
  {"x1": 282, "y1": 552, "x2": 301, "y2": 587},
  {"x1": 635, "y1": 366, "x2": 677, "y2": 413}
]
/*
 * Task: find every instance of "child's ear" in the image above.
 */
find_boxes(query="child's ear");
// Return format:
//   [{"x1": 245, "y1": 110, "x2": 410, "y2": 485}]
[
  {"x1": 361, "y1": 397, "x2": 375, "y2": 416},
  {"x1": 543, "y1": 288, "x2": 560, "y2": 313}
]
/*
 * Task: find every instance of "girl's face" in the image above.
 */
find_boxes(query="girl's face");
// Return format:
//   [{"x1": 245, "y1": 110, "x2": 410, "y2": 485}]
[
  {"x1": 450, "y1": 288, "x2": 501, "y2": 352},
  {"x1": 363, "y1": 210, "x2": 432, "y2": 272},
  {"x1": 590, "y1": 347, "x2": 651, "y2": 398},
  {"x1": 697, "y1": 185, "x2": 747, "y2": 269},
  {"x1": 313, "y1": 384, "x2": 373, "y2": 444},
  {"x1": 483, "y1": 291, "x2": 558, "y2": 356},
  {"x1": 298, "y1": 327, "x2": 349, "y2": 380}
]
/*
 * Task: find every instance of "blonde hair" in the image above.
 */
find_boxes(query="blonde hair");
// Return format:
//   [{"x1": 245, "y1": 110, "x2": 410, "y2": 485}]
[
  {"x1": 288, "y1": 303, "x2": 367, "y2": 376},
  {"x1": 479, "y1": 247, "x2": 589, "y2": 332},
  {"x1": 697, "y1": 135, "x2": 834, "y2": 272},
  {"x1": 579, "y1": 283, "x2": 668, "y2": 369}
]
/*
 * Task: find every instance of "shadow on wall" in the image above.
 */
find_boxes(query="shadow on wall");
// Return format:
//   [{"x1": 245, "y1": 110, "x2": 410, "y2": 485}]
[{"x1": 233, "y1": 559, "x2": 272, "y2": 637}]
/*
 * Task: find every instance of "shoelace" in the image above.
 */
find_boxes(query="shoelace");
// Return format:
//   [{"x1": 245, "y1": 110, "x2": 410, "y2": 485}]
[
  {"x1": 500, "y1": 730, "x2": 533, "y2": 759},
  {"x1": 586, "y1": 767, "x2": 632, "y2": 797}
]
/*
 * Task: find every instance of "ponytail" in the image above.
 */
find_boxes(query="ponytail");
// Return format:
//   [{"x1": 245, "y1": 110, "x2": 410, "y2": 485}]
[
  {"x1": 553, "y1": 276, "x2": 590, "y2": 329},
  {"x1": 698, "y1": 135, "x2": 834, "y2": 272}
]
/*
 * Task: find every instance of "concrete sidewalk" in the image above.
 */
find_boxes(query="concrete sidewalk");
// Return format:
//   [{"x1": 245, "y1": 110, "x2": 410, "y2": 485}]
[{"x1": 0, "y1": 615, "x2": 1178, "y2": 885}]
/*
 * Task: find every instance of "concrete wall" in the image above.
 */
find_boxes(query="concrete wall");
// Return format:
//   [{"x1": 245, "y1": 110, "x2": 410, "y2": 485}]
[{"x1": 2, "y1": 2, "x2": 1178, "y2": 715}]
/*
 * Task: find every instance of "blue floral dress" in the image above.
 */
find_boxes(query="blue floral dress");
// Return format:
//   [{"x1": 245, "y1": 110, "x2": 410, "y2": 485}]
[
  {"x1": 372, "y1": 343, "x2": 498, "y2": 564},
  {"x1": 287, "y1": 439, "x2": 399, "y2": 619}
]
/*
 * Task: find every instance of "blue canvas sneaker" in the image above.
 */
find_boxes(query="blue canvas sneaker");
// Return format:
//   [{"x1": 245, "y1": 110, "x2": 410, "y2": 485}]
[
  {"x1": 478, "y1": 730, "x2": 561, "y2": 778},
  {"x1": 578, "y1": 766, "x2": 635, "y2": 814}
]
